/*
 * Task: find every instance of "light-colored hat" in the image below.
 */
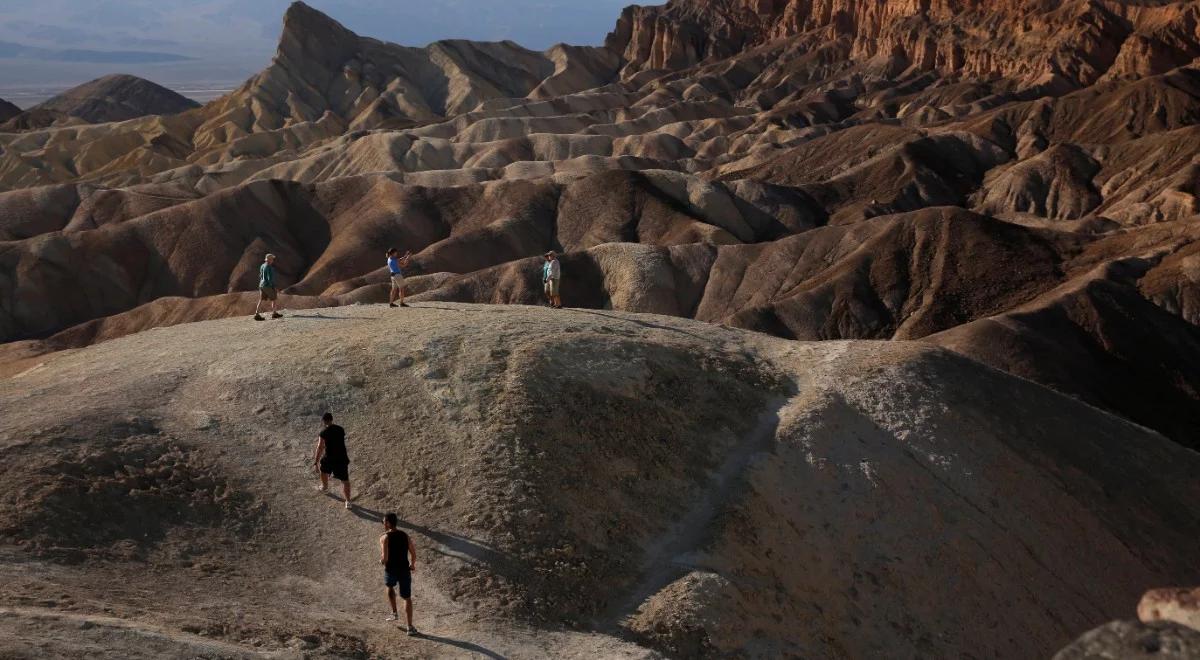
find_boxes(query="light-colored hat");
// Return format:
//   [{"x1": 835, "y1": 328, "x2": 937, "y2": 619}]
[{"x1": 265, "y1": 253, "x2": 276, "y2": 260}]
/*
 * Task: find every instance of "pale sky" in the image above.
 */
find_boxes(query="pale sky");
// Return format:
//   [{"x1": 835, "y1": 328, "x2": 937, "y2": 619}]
[{"x1": 0, "y1": 0, "x2": 638, "y2": 97}]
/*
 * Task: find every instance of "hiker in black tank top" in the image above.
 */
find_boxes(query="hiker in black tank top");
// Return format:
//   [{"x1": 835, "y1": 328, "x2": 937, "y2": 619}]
[
  {"x1": 312, "y1": 412, "x2": 352, "y2": 509},
  {"x1": 385, "y1": 530, "x2": 410, "y2": 574},
  {"x1": 380, "y1": 512, "x2": 418, "y2": 634}
]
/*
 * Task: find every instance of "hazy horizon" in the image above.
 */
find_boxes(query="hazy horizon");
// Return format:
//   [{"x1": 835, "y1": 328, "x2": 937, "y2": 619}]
[{"x1": 0, "y1": 0, "x2": 636, "y2": 106}]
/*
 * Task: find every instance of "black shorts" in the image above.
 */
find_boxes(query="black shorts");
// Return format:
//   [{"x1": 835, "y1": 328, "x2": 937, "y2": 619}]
[
  {"x1": 320, "y1": 459, "x2": 349, "y2": 482},
  {"x1": 385, "y1": 570, "x2": 412, "y2": 598}
]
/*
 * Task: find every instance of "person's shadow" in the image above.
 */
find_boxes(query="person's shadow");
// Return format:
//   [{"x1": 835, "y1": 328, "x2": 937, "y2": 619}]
[
  {"x1": 417, "y1": 633, "x2": 509, "y2": 659},
  {"x1": 327, "y1": 496, "x2": 507, "y2": 566},
  {"x1": 326, "y1": 495, "x2": 383, "y2": 523}
]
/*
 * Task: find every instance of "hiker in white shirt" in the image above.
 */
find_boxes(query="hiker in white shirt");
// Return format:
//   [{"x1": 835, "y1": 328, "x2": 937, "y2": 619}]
[{"x1": 542, "y1": 251, "x2": 562, "y2": 309}]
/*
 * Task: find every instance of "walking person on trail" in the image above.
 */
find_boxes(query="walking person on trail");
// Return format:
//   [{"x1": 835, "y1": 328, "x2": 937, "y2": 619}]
[
  {"x1": 542, "y1": 250, "x2": 562, "y2": 309},
  {"x1": 380, "y1": 512, "x2": 418, "y2": 634},
  {"x1": 254, "y1": 253, "x2": 283, "y2": 321},
  {"x1": 387, "y1": 248, "x2": 412, "y2": 308},
  {"x1": 312, "y1": 412, "x2": 352, "y2": 509}
]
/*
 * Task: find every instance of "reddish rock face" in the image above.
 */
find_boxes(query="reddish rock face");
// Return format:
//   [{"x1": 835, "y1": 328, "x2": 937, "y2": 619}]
[{"x1": 609, "y1": 0, "x2": 1200, "y2": 85}]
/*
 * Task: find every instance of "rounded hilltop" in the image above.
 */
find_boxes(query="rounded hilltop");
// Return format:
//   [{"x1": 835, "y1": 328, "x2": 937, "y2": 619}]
[{"x1": 1, "y1": 303, "x2": 1198, "y2": 657}]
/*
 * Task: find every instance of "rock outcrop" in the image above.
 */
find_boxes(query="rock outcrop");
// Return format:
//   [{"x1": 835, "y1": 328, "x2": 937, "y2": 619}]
[
  {"x1": 191, "y1": 1, "x2": 620, "y2": 148},
  {"x1": 608, "y1": 0, "x2": 1200, "y2": 87}
]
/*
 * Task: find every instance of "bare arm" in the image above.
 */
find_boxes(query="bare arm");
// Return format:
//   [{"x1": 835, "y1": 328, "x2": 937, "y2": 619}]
[
  {"x1": 380, "y1": 534, "x2": 388, "y2": 566},
  {"x1": 407, "y1": 536, "x2": 417, "y2": 572},
  {"x1": 312, "y1": 437, "x2": 325, "y2": 465}
]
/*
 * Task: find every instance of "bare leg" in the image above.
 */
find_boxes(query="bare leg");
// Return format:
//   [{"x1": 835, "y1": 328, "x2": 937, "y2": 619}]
[
  {"x1": 404, "y1": 597, "x2": 413, "y2": 628},
  {"x1": 389, "y1": 285, "x2": 398, "y2": 305},
  {"x1": 319, "y1": 472, "x2": 329, "y2": 491},
  {"x1": 399, "y1": 286, "x2": 405, "y2": 306},
  {"x1": 387, "y1": 587, "x2": 397, "y2": 615},
  {"x1": 342, "y1": 479, "x2": 351, "y2": 504}
]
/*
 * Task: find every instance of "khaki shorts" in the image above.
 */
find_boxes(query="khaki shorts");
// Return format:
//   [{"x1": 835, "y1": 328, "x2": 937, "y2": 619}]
[
  {"x1": 259, "y1": 286, "x2": 278, "y2": 301},
  {"x1": 390, "y1": 274, "x2": 405, "y2": 289},
  {"x1": 544, "y1": 278, "x2": 560, "y2": 296}
]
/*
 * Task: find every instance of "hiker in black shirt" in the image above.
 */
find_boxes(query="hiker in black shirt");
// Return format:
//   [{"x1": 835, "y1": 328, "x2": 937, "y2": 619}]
[
  {"x1": 380, "y1": 512, "x2": 418, "y2": 634},
  {"x1": 312, "y1": 412, "x2": 352, "y2": 509}
]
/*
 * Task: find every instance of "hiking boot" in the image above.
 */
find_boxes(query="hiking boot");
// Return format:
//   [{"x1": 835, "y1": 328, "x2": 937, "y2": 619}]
[
  {"x1": 386, "y1": 614, "x2": 399, "y2": 622},
  {"x1": 271, "y1": 312, "x2": 283, "y2": 319},
  {"x1": 253, "y1": 314, "x2": 265, "y2": 321},
  {"x1": 389, "y1": 303, "x2": 398, "y2": 308},
  {"x1": 406, "y1": 626, "x2": 419, "y2": 636},
  {"x1": 399, "y1": 302, "x2": 409, "y2": 307}
]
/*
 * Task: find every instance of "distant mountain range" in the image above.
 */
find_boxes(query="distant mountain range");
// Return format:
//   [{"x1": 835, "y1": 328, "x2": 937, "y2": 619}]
[{"x1": 0, "y1": 40, "x2": 192, "y2": 64}]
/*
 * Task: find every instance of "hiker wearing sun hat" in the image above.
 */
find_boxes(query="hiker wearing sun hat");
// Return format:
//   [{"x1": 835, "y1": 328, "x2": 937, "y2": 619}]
[{"x1": 542, "y1": 250, "x2": 562, "y2": 308}]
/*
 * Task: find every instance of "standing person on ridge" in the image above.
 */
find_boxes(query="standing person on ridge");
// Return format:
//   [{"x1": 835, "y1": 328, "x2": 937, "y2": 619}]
[
  {"x1": 254, "y1": 253, "x2": 283, "y2": 321},
  {"x1": 312, "y1": 412, "x2": 352, "y2": 510},
  {"x1": 387, "y1": 248, "x2": 412, "y2": 308},
  {"x1": 380, "y1": 512, "x2": 418, "y2": 634},
  {"x1": 542, "y1": 250, "x2": 562, "y2": 309}
]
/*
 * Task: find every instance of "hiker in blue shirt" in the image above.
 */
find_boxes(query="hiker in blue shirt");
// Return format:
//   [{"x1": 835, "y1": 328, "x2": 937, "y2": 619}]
[
  {"x1": 387, "y1": 248, "x2": 412, "y2": 308},
  {"x1": 254, "y1": 253, "x2": 282, "y2": 321}
]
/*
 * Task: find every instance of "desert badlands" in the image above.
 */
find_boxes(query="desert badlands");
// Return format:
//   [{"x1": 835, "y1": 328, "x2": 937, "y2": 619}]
[{"x1": 3, "y1": 1, "x2": 1200, "y2": 658}]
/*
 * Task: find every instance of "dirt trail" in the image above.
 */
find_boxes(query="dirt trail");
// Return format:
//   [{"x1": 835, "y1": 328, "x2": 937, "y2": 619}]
[
  {"x1": 601, "y1": 402, "x2": 786, "y2": 629},
  {"x1": 0, "y1": 606, "x2": 294, "y2": 659}
]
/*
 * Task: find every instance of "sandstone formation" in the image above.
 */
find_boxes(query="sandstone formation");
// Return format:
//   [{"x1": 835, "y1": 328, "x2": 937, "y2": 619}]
[
  {"x1": 3, "y1": 306, "x2": 1199, "y2": 658},
  {"x1": 608, "y1": 0, "x2": 1200, "y2": 86},
  {"x1": 30, "y1": 74, "x2": 200, "y2": 123}
]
